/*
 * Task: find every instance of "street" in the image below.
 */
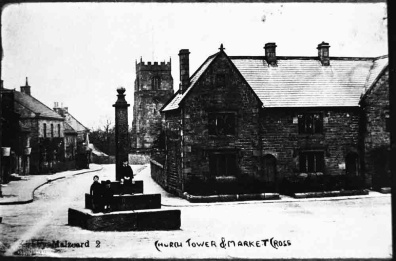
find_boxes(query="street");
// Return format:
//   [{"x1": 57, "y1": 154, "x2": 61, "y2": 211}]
[{"x1": 0, "y1": 164, "x2": 392, "y2": 259}]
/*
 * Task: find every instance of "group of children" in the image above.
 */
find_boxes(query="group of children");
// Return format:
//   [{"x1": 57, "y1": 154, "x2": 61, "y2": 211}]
[
  {"x1": 90, "y1": 176, "x2": 114, "y2": 213},
  {"x1": 89, "y1": 159, "x2": 135, "y2": 213}
]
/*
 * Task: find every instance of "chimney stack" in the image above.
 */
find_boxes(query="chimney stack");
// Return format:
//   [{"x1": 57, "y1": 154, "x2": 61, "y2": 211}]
[
  {"x1": 264, "y1": 43, "x2": 277, "y2": 66},
  {"x1": 317, "y1": 41, "x2": 330, "y2": 66},
  {"x1": 20, "y1": 77, "x2": 31, "y2": 95},
  {"x1": 179, "y1": 49, "x2": 190, "y2": 93}
]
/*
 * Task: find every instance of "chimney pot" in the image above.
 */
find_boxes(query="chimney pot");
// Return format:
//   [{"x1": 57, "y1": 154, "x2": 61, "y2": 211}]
[
  {"x1": 179, "y1": 49, "x2": 190, "y2": 94},
  {"x1": 264, "y1": 42, "x2": 277, "y2": 66},
  {"x1": 317, "y1": 41, "x2": 330, "y2": 66},
  {"x1": 20, "y1": 77, "x2": 31, "y2": 95}
]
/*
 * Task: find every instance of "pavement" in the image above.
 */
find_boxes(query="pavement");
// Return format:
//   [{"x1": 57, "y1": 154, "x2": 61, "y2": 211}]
[
  {"x1": 0, "y1": 163, "x2": 391, "y2": 206},
  {"x1": 0, "y1": 164, "x2": 103, "y2": 205}
]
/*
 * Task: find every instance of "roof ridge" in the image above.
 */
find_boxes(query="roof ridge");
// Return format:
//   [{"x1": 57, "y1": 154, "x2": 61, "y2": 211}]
[
  {"x1": 373, "y1": 54, "x2": 389, "y2": 60},
  {"x1": 230, "y1": 56, "x2": 377, "y2": 61}
]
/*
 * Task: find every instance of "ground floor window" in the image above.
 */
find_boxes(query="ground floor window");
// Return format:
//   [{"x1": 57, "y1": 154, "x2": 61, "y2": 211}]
[
  {"x1": 209, "y1": 152, "x2": 237, "y2": 177},
  {"x1": 299, "y1": 151, "x2": 324, "y2": 173}
]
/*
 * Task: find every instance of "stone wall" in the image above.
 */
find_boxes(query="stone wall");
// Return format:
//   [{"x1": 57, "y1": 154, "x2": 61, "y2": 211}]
[
  {"x1": 38, "y1": 119, "x2": 64, "y2": 138},
  {"x1": 176, "y1": 52, "x2": 262, "y2": 193},
  {"x1": 162, "y1": 110, "x2": 182, "y2": 195},
  {"x1": 260, "y1": 108, "x2": 361, "y2": 180},
  {"x1": 361, "y1": 69, "x2": 390, "y2": 188}
]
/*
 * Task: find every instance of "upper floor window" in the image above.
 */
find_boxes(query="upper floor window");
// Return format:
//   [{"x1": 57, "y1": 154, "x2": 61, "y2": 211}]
[
  {"x1": 298, "y1": 113, "x2": 323, "y2": 134},
  {"x1": 58, "y1": 124, "x2": 61, "y2": 137},
  {"x1": 299, "y1": 151, "x2": 324, "y2": 173},
  {"x1": 208, "y1": 112, "x2": 236, "y2": 136},
  {"x1": 43, "y1": 123, "x2": 47, "y2": 138},
  {"x1": 51, "y1": 124, "x2": 54, "y2": 138},
  {"x1": 152, "y1": 76, "x2": 161, "y2": 90}
]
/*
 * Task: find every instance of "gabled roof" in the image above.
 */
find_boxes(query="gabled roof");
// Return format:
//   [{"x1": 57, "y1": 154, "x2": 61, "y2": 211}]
[
  {"x1": 64, "y1": 122, "x2": 77, "y2": 134},
  {"x1": 64, "y1": 112, "x2": 89, "y2": 133},
  {"x1": 162, "y1": 53, "x2": 218, "y2": 112},
  {"x1": 162, "y1": 47, "x2": 388, "y2": 111},
  {"x1": 14, "y1": 91, "x2": 64, "y2": 119},
  {"x1": 360, "y1": 55, "x2": 389, "y2": 101}
]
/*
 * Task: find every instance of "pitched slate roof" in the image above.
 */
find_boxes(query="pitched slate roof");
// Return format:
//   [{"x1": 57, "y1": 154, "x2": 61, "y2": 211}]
[
  {"x1": 363, "y1": 55, "x2": 388, "y2": 91},
  {"x1": 64, "y1": 113, "x2": 89, "y2": 133},
  {"x1": 162, "y1": 49, "x2": 388, "y2": 111},
  {"x1": 231, "y1": 57, "x2": 375, "y2": 107},
  {"x1": 14, "y1": 91, "x2": 64, "y2": 119},
  {"x1": 64, "y1": 122, "x2": 77, "y2": 134}
]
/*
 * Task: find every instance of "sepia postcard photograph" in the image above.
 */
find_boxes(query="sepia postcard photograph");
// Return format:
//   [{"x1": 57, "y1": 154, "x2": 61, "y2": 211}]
[{"x1": 0, "y1": 0, "x2": 392, "y2": 259}]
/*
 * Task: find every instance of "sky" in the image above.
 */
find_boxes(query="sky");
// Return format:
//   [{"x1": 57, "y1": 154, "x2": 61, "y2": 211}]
[{"x1": 1, "y1": 2, "x2": 388, "y2": 129}]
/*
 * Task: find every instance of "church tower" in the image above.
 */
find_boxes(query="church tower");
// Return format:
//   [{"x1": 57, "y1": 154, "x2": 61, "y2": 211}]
[{"x1": 132, "y1": 58, "x2": 174, "y2": 151}]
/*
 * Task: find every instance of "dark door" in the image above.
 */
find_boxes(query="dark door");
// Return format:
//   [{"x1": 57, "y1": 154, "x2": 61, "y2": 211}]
[{"x1": 346, "y1": 152, "x2": 359, "y2": 176}]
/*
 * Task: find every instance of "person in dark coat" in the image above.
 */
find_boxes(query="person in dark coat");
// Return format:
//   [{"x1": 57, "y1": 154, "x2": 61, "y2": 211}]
[
  {"x1": 103, "y1": 180, "x2": 114, "y2": 213},
  {"x1": 120, "y1": 159, "x2": 134, "y2": 194},
  {"x1": 90, "y1": 175, "x2": 103, "y2": 213}
]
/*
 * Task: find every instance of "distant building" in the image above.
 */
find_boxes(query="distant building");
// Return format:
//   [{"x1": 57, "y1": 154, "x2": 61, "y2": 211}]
[
  {"x1": 152, "y1": 43, "x2": 389, "y2": 196},
  {"x1": 0, "y1": 78, "x2": 91, "y2": 180},
  {"x1": 131, "y1": 58, "x2": 174, "y2": 152},
  {"x1": 1, "y1": 78, "x2": 65, "y2": 175},
  {"x1": 53, "y1": 102, "x2": 90, "y2": 162}
]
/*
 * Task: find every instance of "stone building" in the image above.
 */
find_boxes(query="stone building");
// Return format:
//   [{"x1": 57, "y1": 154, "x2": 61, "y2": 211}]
[
  {"x1": 152, "y1": 43, "x2": 389, "y2": 196},
  {"x1": 359, "y1": 57, "x2": 390, "y2": 190},
  {"x1": 1, "y1": 78, "x2": 65, "y2": 175},
  {"x1": 1, "y1": 78, "x2": 91, "y2": 178},
  {"x1": 131, "y1": 58, "x2": 174, "y2": 152},
  {"x1": 53, "y1": 102, "x2": 90, "y2": 161}
]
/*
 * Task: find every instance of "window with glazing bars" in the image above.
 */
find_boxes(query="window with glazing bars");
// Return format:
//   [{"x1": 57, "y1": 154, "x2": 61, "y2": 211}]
[
  {"x1": 298, "y1": 113, "x2": 323, "y2": 134},
  {"x1": 208, "y1": 112, "x2": 236, "y2": 135},
  {"x1": 299, "y1": 151, "x2": 324, "y2": 173}
]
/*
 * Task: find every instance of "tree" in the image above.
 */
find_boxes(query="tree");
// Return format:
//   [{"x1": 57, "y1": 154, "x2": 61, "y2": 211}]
[{"x1": 89, "y1": 120, "x2": 115, "y2": 156}]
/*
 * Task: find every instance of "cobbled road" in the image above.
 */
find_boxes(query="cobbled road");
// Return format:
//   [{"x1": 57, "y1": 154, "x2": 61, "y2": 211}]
[{"x1": 0, "y1": 164, "x2": 392, "y2": 259}]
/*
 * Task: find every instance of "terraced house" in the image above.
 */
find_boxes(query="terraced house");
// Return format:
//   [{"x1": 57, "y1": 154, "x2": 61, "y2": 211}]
[
  {"x1": 1, "y1": 78, "x2": 90, "y2": 181},
  {"x1": 151, "y1": 43, "x2": 389, "y2": 196}
]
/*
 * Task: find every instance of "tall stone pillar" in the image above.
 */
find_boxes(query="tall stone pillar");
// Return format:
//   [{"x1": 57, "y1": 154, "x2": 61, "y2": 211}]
[{"x1": 113, "y1": 87, "x2": 130, "y2": 180}]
